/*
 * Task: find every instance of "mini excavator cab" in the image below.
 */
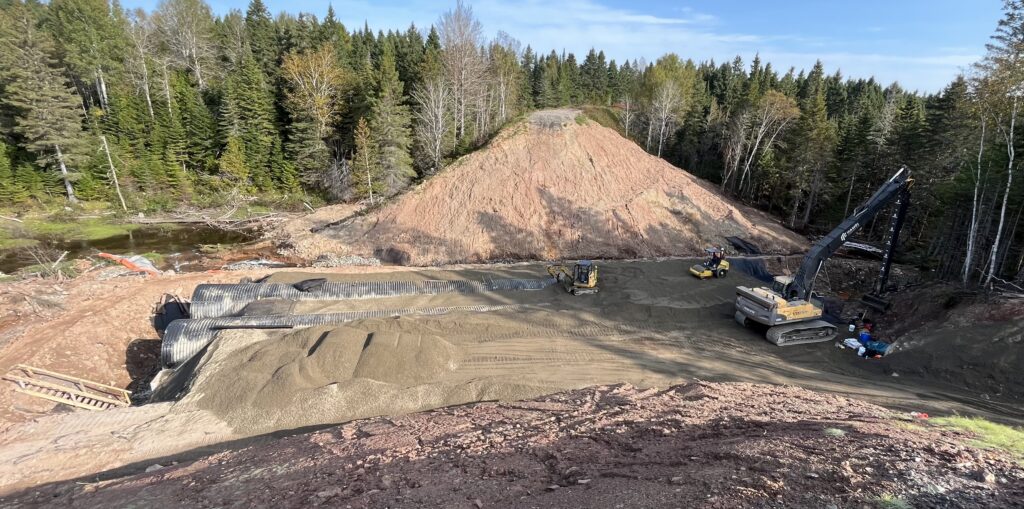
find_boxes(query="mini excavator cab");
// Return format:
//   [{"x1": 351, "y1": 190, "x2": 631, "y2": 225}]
[{"x1": 547, "y1": 260, "x2": 599, "y2": 295}]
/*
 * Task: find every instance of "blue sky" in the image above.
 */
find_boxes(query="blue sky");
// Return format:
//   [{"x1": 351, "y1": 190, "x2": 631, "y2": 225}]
[{"x1": 127, "y1": 0, "x2": 1001, "y2": 92}]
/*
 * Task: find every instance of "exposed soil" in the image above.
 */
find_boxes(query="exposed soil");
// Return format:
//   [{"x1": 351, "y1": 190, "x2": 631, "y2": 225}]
[
  {"x1": 282, "y1": 109, "x2": 805, "y2": 265},
  {"x1": 7, "y1": 383, "x2": 1023, "y2": 508},
  {"x1": 3, "y1": 260, "x2": 1020, "y2": 495},
  {"x1": 0, "y1": 262, "x2": 429, "y2": 430},
  {"x1": 869, "y1": 284, "x2": 1024, "y2": 401},
  {"x1": 271, "y1": 203, "x2": 364, "y2": 262}
]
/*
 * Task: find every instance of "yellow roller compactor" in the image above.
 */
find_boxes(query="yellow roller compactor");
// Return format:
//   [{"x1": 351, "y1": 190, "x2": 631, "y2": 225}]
[
  {"x1": 735, "y1": 167, "x2": 913, "y2": 346},
  {"x1": 690, "y1": 247, "x2": 730, "y2": 279}
]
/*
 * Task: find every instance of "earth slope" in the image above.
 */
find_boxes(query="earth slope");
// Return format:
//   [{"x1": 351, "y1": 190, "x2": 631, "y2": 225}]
[
  {"x1": 298, "y1": 109, "x2": 805, "y2": 265},
  {"x1": 12, "y1": 383, "x2": 1023, "y2": 508}
]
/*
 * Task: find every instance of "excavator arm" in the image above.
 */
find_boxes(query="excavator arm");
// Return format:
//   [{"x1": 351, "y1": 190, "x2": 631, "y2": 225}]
[{"x1": 789, "y1": 166, "x2": 913, "y2": 302}]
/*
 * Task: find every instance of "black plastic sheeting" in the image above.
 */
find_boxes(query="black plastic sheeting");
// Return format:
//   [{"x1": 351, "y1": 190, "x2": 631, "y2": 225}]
[
  {"x1": 190, "y1": 278, "x2": 555, "y2": 319},
  {"x1": 725, "y1": 236, "x2": 763, "y2": 255},
  {"x1": 728, "y1": 258, "x2": 773, "y2": 283}
]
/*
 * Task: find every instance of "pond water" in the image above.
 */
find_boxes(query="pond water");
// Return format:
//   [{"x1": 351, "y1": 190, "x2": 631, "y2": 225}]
[{"x1": 0, "y1": 224, "x2": 257, "y2": 274}]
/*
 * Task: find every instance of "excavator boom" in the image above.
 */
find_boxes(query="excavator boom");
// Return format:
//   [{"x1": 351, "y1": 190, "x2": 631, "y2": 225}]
[{"x1": 735, "y1": 166, "x2": 913, "y2": 346}]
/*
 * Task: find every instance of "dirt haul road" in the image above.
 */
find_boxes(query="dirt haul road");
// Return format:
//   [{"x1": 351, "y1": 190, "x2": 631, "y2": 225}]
[{"x1": 0, "y1": 260, "x2": 1020, "y2": 494}]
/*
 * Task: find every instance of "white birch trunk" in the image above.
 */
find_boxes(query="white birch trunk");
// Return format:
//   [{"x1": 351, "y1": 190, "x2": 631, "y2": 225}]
[
  {"x1": 100, "y1": 135, "x2": 128, "y2": 212},
  {"x1": 963, "y1": 117, "x2": 985, "y2": 285},
  {"x1": 55, "y1": 144, "x2": 77, "y2": 203},
  {"x1": 985, "y1": 95, "x2": 1017, "y2": 287}
]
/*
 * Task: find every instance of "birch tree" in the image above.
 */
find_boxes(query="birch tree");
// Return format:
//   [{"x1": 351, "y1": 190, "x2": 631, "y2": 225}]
[
  {"x1": 154, "y1": 0, "x2": 216, "y2": 89},
  {"x1": 438, "y1": 1, "x2": 486, "y2": 141},
  {"x1": 489, "y1": 32, "x2": 521, "y2": 125},
  {"x1": 735, "y1": 91, "x2": 800, "y2": 195},
  {"x1": 977, "y1": 0, "x2": 1024, "y2": 286},
  {"x1": 282, "y1": 45, "x2": 347, "y2": 139},
  {"x1": 126, "y1": 9, "x2": 158, "y2": 119},
  {"x1": 413, "y1": 77, "x2": 451, "y2": 174}
]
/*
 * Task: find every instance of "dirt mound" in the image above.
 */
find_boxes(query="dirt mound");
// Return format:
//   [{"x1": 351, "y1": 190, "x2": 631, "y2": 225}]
[
  {"x1": 271, "y1": 202, "x2": 364, "y2": 261},
  {"x1": 13, "y1": 383, "x2": 1024, "y2": 508},
  {"x1": 876, "y1": 285, "x2": 1024, "y2": 400},
  {"x1": 288, "y1": 109, "x2": 805, "y2": 265}
]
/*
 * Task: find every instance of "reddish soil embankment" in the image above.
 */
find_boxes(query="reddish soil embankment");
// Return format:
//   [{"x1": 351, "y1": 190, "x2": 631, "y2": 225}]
[
  {"x1": 9, "y1": 382, "x2": 1022, "y2": 508},
  {"x1": 289, "y1": 109, "x2": 805, "y2": 265}
]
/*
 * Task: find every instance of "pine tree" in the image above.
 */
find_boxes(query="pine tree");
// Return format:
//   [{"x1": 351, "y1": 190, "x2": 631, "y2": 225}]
[
  {"x1": 0, "y1": 141, "x2": 28, "y2": 203},
  {"x1": 221, "y1": 56, "x2": 281, "y2": 190},
  {"x1": 47, "y1": 0, "x2": 127, "y2": 110},
  {"x1": 245, "y1": 0, "x2": 278, "y2": 77},
  {"x1": 350, "y1": 116, "x2": 384, "y2": 203},
  {"x1": 171, "y1": 71, "x2": 217, "y2": 171},
  {"x1": 13, "y1": 163, "x2": 46, "y2": 202},
  {"x1": 0, "y1": 2, "x2": 86, "y2": 203},
  {"x1": 218, "y1": 135, "x2": 249, "y2": 186},
  {"x1": 370, "y1": 40, "x2": 415, "y2": 194}
]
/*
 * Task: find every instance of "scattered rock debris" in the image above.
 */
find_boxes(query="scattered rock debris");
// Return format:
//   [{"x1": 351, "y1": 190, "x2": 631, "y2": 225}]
[{"x1": 8, "y1": 383, "x2": 1022, "y2": 507}]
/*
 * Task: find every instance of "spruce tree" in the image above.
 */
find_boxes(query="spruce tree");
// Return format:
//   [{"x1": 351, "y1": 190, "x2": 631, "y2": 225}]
[
  {"x1": 13, "y1": 163, "x2": 45, "y2": 202},
  {"x1": 0, "y1": 141, "x2": 27, "y2": 203},
  {"x1": 0, "y1": 3, "x2": 86, "y2": 203},
  {"x1": 47, "y1": 0, "x2": 127, "y2": 110},
  {"x1": 221, "y1": 56, "x2": 280, "y2": 190},
  {"x1": 370, "y1": 40, "x2": 415, "y2": 194},
  {"x1": 171, "y1": 72, "x2": 217, "y2": 172},
  {"x1": 350, "y1": 116, "x2": 384, "y2": 203},
  {"x1": 245, "y1": 0, "x2": 278, "y2": 77},
  {"x1": 218, "y1": 135, "x2": 249, "y2": 186}
]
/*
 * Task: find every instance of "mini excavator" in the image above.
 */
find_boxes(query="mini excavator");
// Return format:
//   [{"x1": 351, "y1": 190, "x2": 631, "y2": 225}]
[
  {"x1": 547, "y1": 260, "x2": 599, "y2": 295},
  {"x1": 734, "y1": 167, "x2": 913, "y2": 346}
]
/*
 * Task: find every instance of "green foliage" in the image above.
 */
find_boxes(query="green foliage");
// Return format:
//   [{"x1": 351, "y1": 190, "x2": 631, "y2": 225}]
[
  {"x1": 218, "y1": 135, "x2": 249, "y2": 185},
  {"x1": 932, "y1": 416, "x2": 1024, "y2": 459},
  {"x1": 245, "y1": 0, "x2": 277, "y2": 76},
  {"x1": 0, "y1": 142, "x2": 28, "y2": 204},
  {"x1": 874, "y1": 493, "x2": 912, "y2": 509},
  {"x1": 0, "y1": 0, "x2": 1018, "y2": 284},
  {"x1": 370, "y1": 40, "x2": 415, "y2": 195},
  {"x1": 350, "y1": 117, "x2": 384, "y2": 202},
  {"x1": 0, "y1": 2, "x2": 86, "y2": 201}
]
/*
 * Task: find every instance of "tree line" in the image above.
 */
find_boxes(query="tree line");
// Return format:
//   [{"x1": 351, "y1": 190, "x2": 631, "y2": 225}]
[{"x1": 0, "y1": 0, "x2": 1021, "y2": 285}]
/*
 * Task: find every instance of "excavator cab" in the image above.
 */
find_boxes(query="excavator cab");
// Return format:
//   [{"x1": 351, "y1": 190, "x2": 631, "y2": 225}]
[
  {"x1": 689, "y1": 247, "x2": 730, "y2": 279},
  {"x1": 770, "y1": 275, "x2": 796, "y2": 299},
  {"x1": 547, "y1": 260, "x2": 599, "y2": 295}
]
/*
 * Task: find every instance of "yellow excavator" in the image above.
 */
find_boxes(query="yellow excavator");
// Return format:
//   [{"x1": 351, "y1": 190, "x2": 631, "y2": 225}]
[
  {"x1": 690, "y1": 247, "x2": 730, "y2": 279},
  {"x1": 547, "y1": 260, "x2": 598, "y2": 295},
  {"x1": 735, "y1": 167, "x2": 913, "y2": 346}
]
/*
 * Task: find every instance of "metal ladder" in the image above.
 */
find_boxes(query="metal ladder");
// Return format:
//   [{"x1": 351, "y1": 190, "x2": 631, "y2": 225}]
[{"x1": 3, "y1": 364, "x2": 132, "y2": 411}]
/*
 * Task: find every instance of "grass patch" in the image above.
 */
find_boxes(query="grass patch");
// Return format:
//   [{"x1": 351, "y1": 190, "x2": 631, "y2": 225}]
[
  {"x1": 823, "y1": 427, "x2": 846, "y2": 438},
  {"x1": 581, "y1": 105, "x2": 624, "y2": 134},
  {"x1": 874, "y1": 493, "x2": 912, "y2": 509},
  {"x1": 21, "y1": 218, "x2": 139, "y2": 241},
  {"x1": 932, "y1": 416, "x2": 1024, "y2": 459},
  {"x1": 0, "y1": 237, "x2": 39, "y2": 250},
  {"x1": 574, "y1": 113, "x2": 588, "y2": 125},
  {"x1": 139, "y1": 252, "x2": 166, "y2": 266}
]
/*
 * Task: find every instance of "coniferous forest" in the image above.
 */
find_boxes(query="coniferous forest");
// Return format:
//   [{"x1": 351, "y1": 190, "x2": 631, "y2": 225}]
[{"x1": 1, "y1": 0, "x2": 1023, "y2": 285}]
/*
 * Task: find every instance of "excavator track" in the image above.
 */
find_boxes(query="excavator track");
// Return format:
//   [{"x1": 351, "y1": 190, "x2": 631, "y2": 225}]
[{"x1": 765, "y1": 320, "x2": 837, "y2": 346}]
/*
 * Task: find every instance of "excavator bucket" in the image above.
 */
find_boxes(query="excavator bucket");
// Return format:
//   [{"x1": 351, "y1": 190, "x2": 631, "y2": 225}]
[{"x1": 860, "y1": 293, "x2": 891, "y2": 312}]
